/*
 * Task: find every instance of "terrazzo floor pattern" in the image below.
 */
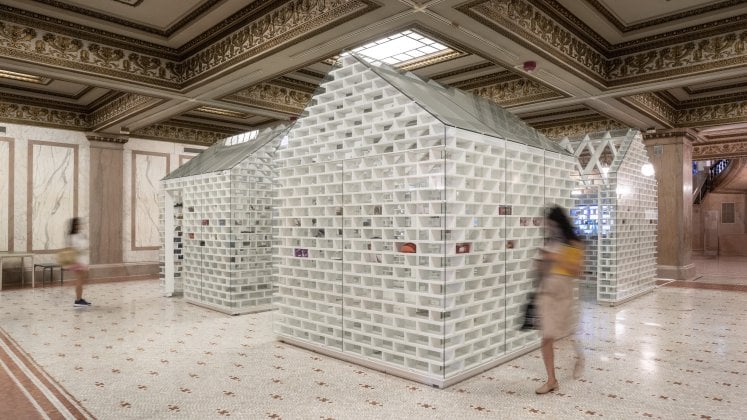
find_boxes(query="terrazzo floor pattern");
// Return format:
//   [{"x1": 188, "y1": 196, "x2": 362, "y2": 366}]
[{"x1": 1, "y1": 280, "x2": 745, "y2": 420}]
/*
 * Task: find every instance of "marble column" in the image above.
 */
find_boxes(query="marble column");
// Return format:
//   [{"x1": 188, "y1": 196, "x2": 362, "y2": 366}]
[
  {"x1": 643, "y1": 129, "x2": 697, "y2": 280},
  {"x1": 88, "y1": 135, "x2": 127, "y2": 264}
]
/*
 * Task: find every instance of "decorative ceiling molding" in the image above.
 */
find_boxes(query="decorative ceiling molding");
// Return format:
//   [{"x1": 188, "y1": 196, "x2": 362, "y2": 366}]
[
  {"x1": 131, "y1": 122, "x2": 236, "y2": 145},
  {"x1": 0, "y1": 0, "x2": 380, "y2": 90},
  {"x1": 583, "y1": 0, "x2": 745, "y2": 34},
  {"x1": 459, "y1": 0, "x2": 747, "y2": 88},
  {"x1": 30, "y1": 0, "x2": 218, "y2": 37},
  {"x1": 0, "y1": 4, "x2": 180, "y2": 57},
  {"x1": 0, "y1": 19, "x2": 182, "y2": 88},
  {"x1": 0, "y1": 99, "x2": 88, "y2": 129},
  {"x1": 619, "y1": 93, "x2": 677, "y2": 128},
  {"x1": 676, "y1": 99, "x2": 747, "y2": 128},
  {"x1": 178, "y1": 0, "x2": 379, "y2": 86},
  {"x1": 88, "y1": 93, "x2": 163, "y2": 130},
  {"x1": 606, "y1": 29, "x2": 747, "y2": 86},
  {"x1": 459, "y1": 0, "x2": 608, "y2": 86},
  {"x1": 469, "y1": 77, "x2": 565, "y2": 107},
  {"x1": 536, "y1": 118, "x2": 628, "y2": 139},
  {"x1": 223, "y1": 82, "x2": 312, "y2": 115},
  {"x1": 693, "y1": 141, "x2": 747, "y2": 160}
]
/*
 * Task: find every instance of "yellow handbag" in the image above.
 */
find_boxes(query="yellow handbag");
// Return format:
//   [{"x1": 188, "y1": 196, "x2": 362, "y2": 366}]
[{"x1": 57, "y1": 247, "x2": 78, "y2": 266}]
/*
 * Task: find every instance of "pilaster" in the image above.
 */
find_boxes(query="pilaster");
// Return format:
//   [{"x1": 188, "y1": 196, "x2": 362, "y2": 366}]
[{"x1": 643, "y1": 129, "x2": 698, "y2": 280}]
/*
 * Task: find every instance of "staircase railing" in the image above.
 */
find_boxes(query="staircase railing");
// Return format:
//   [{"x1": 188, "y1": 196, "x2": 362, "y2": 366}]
[{"x1": 694, "y1": 159, "x2": 730, "y2": 204}]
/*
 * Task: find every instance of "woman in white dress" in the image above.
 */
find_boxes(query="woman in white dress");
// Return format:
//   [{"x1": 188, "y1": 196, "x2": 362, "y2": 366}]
[
  {"x1": 535, "y1": 206, "x2": 584, "y2": 394},
  {"x1": 67, "y1": 217, "x2": 92, "y2": 307}
]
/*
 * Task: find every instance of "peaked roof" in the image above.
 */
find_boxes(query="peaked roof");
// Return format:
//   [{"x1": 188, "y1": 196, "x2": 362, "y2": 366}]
[
  {"x1": 163, "y1": 124, "x2": 288, "y2": 181},
  {"x1": 349, "y1": 53, "x2": 569, "y2": 154},
  {"x1": 559, "y1": 128, "x2": 639, "y2": 178}
]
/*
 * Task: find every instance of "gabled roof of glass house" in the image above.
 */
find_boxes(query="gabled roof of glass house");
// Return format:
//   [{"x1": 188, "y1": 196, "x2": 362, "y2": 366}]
[
  {"x1": 163, "y1": 124, "x2": 288, "y2": 181},
  {"x1": 347, "y1": 53, "x2": 569, "y2": 155},
  {"x1": 559, "y1": 129, "x2": 639, "y2": 177}
]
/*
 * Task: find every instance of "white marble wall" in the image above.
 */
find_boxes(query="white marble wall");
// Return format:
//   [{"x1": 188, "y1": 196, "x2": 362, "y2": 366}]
[
  {"x1": 0, "y1": 139, "x2": 10, "y2": 251},
  {"x1": 133, "y1": 153, "x2": 168, "y2": 249},
  {"x1": 123, "y1": 138, "x2": 202, "y2": 263},
  {"x1": 30, "y1": 143, "x2": 77, "y2": 251},
  {"x1": 1, "y1": 125, "x2": 89, "y2": 261},
  {"x1": 0, "y1": 122, "x2": 203, "y2": 266}
]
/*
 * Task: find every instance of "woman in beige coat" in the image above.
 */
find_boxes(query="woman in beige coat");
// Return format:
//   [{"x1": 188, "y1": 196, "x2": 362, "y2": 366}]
[{"x1": 535, "y1": 206, "x2": 584, "y2": 394}]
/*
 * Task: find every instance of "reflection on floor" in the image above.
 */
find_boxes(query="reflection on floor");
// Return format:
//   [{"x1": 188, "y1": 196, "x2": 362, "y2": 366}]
[{"x1": 0, "y1": 258, "x2": 745, "y2": 419}]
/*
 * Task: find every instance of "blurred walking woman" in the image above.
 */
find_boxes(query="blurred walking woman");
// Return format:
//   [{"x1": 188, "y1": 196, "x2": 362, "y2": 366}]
[
  {"x1": 535, "y1": 206, "x2": 584, "y2": 394},
  {"x1": 68, "y1": 217, "x2": 92, "y2": 307}
]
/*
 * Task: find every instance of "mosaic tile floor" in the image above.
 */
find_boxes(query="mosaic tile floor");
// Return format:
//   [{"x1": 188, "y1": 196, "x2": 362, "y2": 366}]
[{"x1": 1, "y1": 277, "x2": 745, "y2": 419}]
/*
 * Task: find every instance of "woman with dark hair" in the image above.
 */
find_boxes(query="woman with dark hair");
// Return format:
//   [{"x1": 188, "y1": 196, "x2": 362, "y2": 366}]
[
  {"x1": 534, "y1": 205, "x2": 584, "y2": 394},
  {"x1": 67, "y1": 217, "x2": 91, "y2": 307}
]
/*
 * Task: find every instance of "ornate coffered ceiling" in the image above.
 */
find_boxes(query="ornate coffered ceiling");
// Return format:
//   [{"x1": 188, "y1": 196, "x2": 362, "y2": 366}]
[{"x1": 0, "y1": 0, "x2": 745, "y2": 160}]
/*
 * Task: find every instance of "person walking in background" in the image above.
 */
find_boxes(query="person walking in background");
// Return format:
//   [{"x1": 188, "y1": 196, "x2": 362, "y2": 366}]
[
  {"x1": 67, "y1": 217, "x2": 92, "y2": 307},
  {"x1": 535, "y1": 205, "x2": 584, "y2": 394}
]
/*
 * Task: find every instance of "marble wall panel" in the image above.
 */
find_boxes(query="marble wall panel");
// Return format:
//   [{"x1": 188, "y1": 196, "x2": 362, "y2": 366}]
[
  {"x1": 27, "y1": 141, "x2": 78, "y2": 252},
  {"x1": 0, "y1": 138, "x2": 13, "y2": 251},
  {"x1": 132, "y1": 151, "x2": 169, "y2": 250}
]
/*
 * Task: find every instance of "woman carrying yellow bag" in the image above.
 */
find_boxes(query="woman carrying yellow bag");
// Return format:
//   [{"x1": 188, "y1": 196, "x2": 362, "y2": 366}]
[{"x1": 534, "y1": 206, "x2": 584, "y2": 394}]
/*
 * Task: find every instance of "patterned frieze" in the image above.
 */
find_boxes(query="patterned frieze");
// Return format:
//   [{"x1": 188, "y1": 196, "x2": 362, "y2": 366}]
[
  {"x1": 538, "y1": 118, "x2": 627, "y2": 140},
  {"x1": 620, "y1": 93, "x2": 678, "y2": 127},
  {"x1": 693, "y1": 141, "x2": 747, "y2": 160},
  {"x1": 606, "y1": 31, "x2": 747, "y2": 85},
  {"x1": 459, "y1": 0, "x2": 607, "y2": 84},
  {"x1": 88, "y1": 93, "x2": 163, "y2": 130},
  {"x1": 0, "y1": 0, "x2": 379, "y2": 89},
  {"x1": 469, "y1": 77, "x2": 563, "y2": 107},
  {"x1": 175, "y1": 0, "x2": 378, "y2": 84},
  {"x1": 0, "y1": 100, "x2": 88, "y2": 130},
  {"x1": 224, "y1": 82, "x2": 313, "y2": 115},
  {"x1": 0, "y1": 18, "x2": 181, "y2": 88},
  {"x1": 131, "y1": 123, "x2": 235, "y2": 146},
  {"x1": 676, "y1": 99, "x2": 747, "y2": 127}
]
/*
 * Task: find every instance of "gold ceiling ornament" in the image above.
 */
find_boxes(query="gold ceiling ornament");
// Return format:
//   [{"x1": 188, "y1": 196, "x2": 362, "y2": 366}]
[
  {"x1": 132, "y1": 123, "x2": 233, "y2": 146},
  {"x1": 470, "y1": 78, "x2": 563, "y2": 107},
  {"x1": 538, "y1": 118, "x2": 627, "y2": 140},
  {"x1": 89, "y1": 93, "x2": 163, "y2": 130},
  {"x1": 0, "y1": 69, "x2": 50, "y2": 84},
  {"x1": 0, "y1": 21, "x2": 36, "y2": 50},
  {"x1": 0, "y1": 100, "x2": 88, "y2": 129},
  {"x1": 676, "y1": 100, "x2": 747, "y2": 127},
  {"x1": 693, "y1": 141, "x2": 747, "y2": 160},
  {"x1": 225, "y1": 82, "x2": 312, "y2": 115},
  {"x1": 620, "y1": 93, "x2": 678, "y2": 128},
  {"x1": 178, "y1": 0, "x2": 377, "y2": 85}
]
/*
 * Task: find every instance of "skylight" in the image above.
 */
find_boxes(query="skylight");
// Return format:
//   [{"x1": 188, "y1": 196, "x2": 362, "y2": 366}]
[
  {"x1": 224, "y1": 130, "x2": 259, "y2": 146},
  {"x1": 351, "y1": 30, "x2": 450, "y2": 66}
]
